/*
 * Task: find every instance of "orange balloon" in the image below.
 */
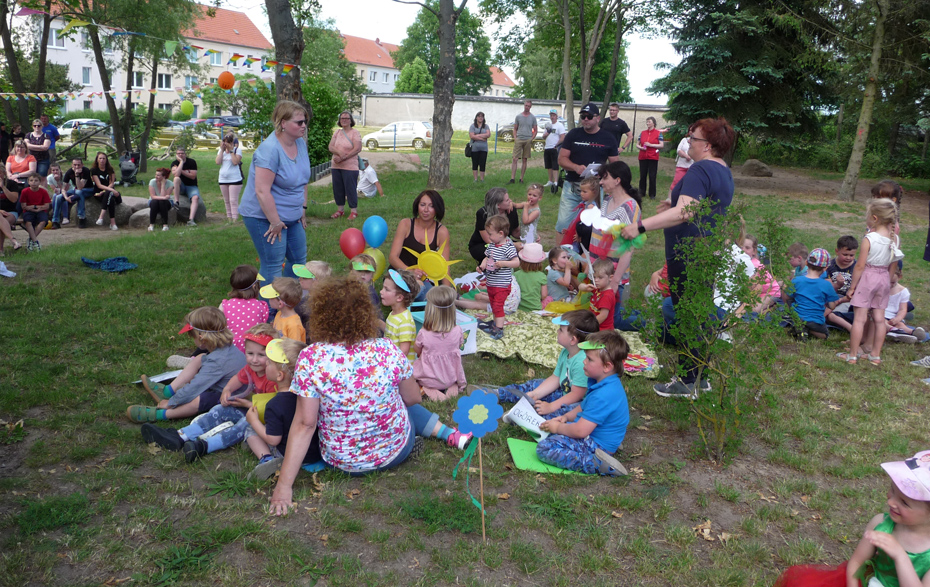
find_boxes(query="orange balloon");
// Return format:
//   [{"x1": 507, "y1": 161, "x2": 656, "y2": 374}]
[{"x1": 217, "y1": 71, "x2": 235, "y2": 90}]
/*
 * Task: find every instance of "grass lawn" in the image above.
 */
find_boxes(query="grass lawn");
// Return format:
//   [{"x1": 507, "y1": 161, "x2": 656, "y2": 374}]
[{"x1": 1, "y1": 149, "x2": 929, "y2": 586}]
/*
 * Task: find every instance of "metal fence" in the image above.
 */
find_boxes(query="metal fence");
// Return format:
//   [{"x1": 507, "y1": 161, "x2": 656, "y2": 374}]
[{"x1": 310, "y1": 160, "x2": 332, "y2": 183}]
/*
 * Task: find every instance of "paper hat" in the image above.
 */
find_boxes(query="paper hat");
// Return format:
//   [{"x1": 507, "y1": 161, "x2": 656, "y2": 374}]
[
  {"x1": 882, "y1": 450, "x2": 930, "y2": 501},
  {"x1": 578, "y1": 340, "x2": 606, "y2": 350},
  {"x1": 807, "y1": 248, "x2": 831, "y2": 269},
  {"x1": 243, "y1": 333, "x2": 274, "y2": 347},
  {"x1": 519, "y1": 243, "x2": 546, "y2": 264},
  {"x1": 293, "y1": 264, "x2": 315, "y2": 279},
  {"x1": 579, "y1": 103, "x2": 599, "y2": 116},
  {"x1": 178, "y1": 323, "x2": 193, "y2": 334},
  {"x1": 551, "y1": 316, "x2": 570, "y2": 327},
  {"x1": 260, "y1": 284, "x2": 280, "y2": 299},
  {"x1": 387, "y1": 268, "x2": 411, "y2": 292},
  {"x1": 352, "y1": 261, "x2": 375, "y2": 272},
  {"x1": 265, "y1": 339, "x2": 289, "y2": 364}
]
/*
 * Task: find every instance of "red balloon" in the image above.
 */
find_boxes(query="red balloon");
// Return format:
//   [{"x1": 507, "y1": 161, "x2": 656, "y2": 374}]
[
  {"x1": 217, "y1": 71, "x2": 235, "y2": 90},
  {"x1": 339, "y1": 228, "x2": 366, "y2": 260}
]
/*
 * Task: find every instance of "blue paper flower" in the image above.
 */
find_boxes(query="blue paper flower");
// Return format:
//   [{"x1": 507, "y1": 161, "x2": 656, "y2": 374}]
[{"x1": 452, "y1": 389, "x2": 503, "y2": 438}]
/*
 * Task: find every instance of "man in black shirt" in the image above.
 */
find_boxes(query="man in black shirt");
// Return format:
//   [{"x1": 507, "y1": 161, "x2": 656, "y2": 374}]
[{"x1": 598, "y1": 102, "x2": 632, "y2": 152}]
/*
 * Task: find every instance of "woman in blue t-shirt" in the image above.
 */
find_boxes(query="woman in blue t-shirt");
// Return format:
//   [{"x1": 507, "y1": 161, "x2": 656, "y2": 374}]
[
  {"x1": 238, "y1": 101, "x2": 312, "y2": 288},
  {"x1": 620, "y1": 117, "x2": 736, "y2": 399}
]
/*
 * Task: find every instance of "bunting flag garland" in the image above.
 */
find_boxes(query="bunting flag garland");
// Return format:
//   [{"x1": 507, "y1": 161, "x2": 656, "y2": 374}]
[
  {"x1": 203, "y1": 48, "x2": 220, "y2": 57},
  {"x1": 228, "y1": 53, "x2": 244, "y2": 65},
  {"x1": 261, "y1": 60, "x2": 278, "y2": 72},
  {"x1": 164, "y1": 40, "x2": 178, "y2": 55},
  {"x1": 243, "y1": 56, "x2": 260, "y2": 66},
  {"x1": 0, "y1": 76, "x2": 282, "y2": 102},
  {"x1": 60, "y1": 19, "x2": 89, "y2": 35},
  {"x1": 15, "y1": 7, "x2": 49, "y2": 16},
  {"x1": 280, "y1": 64, "x2": 295, "y2": 76}
]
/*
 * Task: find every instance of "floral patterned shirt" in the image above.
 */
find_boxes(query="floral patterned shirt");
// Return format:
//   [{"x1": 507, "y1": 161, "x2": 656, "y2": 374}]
[{"x1": 290, "y1": 338, "x2": 413, "y2": 473}]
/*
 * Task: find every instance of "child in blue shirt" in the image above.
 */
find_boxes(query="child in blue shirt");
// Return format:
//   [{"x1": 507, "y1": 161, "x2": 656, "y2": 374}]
[
  {"x1": 537, "y1": 330, "x2": 630, "y2": 476},
  {"x1": 786, "y1": 248, "x2": 840, "y2": 340},
  {"x1": 495, "y1": 309, "x2": 601, "y2": 416}
]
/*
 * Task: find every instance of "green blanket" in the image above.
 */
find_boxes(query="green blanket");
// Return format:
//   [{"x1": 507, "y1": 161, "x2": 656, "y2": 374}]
[
  {"x1": 467, "y1": 310, "x2": 659, "y2": 378},
  {"x1": 506, "y1": 438, "x2": 585, "y2": 475}
]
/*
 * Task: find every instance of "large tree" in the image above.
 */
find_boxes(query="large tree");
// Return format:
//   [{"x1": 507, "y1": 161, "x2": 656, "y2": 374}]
[
  {"x1": 392, "y1": 0, "x2": 492, "y2": 96},
  {"x1": 265, "y1": 0, "x2": 313, "y2": 114},
  {"x1": 302, "y1": 15, "x2": 368, "y2": 111},
  {"x1": 393, "y1": 57, "x2": 433, "y2": 94}
]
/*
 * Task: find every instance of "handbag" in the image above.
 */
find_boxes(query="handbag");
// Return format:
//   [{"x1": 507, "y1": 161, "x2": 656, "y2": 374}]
[{"x1": 465, "y1": 142, "x2": 472, "y2": 158}]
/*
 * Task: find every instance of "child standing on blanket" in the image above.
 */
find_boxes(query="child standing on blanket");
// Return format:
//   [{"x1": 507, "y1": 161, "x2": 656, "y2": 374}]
[
  {"x1": 139, "y1": 324, "x2": 281, "y2": 463},
  {"x1": 579, "y1": 258, "x2": 616, "y2": 330},
  {"x1": 547, "y1": 247, "x2": 577, "y2": 303},
  {"x1": 479, "y1": 214, "x2": 520, "y2": 340},
  {"x1": 773, "y1": 449, "x2": 930, "y2": 587},
  {"x1": 511, "y1": 182, "x2": 543, "y2": 243},
  {"x1": 128, "y1": 307, "x2": 246, "y2": 423},
  {"x1": 414, "y1": 285, "x2": 467, "y2": 401},
  {"x1": 513, "y1": 243, "x2": 549, "y2": 311},
  {"x1": 536, "y1": 330, "x2": 630, "y2": 476},
  {"x1": 496, "y1": 309, "x2": 601, "y2": 416},
  {"x1": 221, "y1": 264, "x2": 269, "y2": 352},
  {"x1": 261, "y1": 278, "x2": 305, "y2": 343},
  {"x1": 381, "y1": 268, "x2": 421, "y2": 362}
]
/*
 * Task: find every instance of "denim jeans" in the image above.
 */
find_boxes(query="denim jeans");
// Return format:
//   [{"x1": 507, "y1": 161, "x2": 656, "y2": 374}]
[
  {"x1": 177, "y1": 183, "x2": 201, "y2": 199},
  {"x1": 68, "y1": 187, "x2": 94, "y2": 219},
  {"x1": 537, "y1": 434, "x2": 602, "y2": 474},
  {"x1": 495, "y1": 379, "x2": 565, "y2": 404},
  {"x1": 51, "y1": 193, "x2": 70, "y2": 223},
  {"x1": 181, "y1": 405, "x2": 251, "y2": 453},
  {"x1": 555, "y1": 181, "x2": 581, "y2": 232},
  {"x1": 346, "y1": 406, "x2": 433, "y2": 476},
  {"x1": 242, "y1": 215, "x2": 307, "y2": 288}
]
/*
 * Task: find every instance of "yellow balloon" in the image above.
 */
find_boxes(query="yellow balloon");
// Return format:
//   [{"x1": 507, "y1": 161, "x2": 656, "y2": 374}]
[{"x1": 364, "y1": 247, "x2": 387, "y2": 281}]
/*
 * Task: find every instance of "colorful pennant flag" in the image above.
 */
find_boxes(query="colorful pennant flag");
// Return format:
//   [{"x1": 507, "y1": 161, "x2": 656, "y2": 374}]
[
  {"x1": 164, "y1": 40, "x2": 178, "y2": 55},
  {"x1": 60, "y1": 19, "x2": 89, "y2": 35},
  {"x1": 261, "y1": 60, "x2": 278, "y2": 72},
  {"x1": 228, "y1": 53, "x2": 244, "y2": 65}
]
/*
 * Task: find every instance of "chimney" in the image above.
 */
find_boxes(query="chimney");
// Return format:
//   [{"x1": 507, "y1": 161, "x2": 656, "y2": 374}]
[{"x1": 375, "y1": 37, "x2": 381, "y2": 45}]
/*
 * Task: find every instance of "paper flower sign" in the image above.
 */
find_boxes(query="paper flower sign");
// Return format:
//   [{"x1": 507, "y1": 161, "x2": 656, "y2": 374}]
[{"x1": 453, "y1": 389, "x2": 503, "y2": 438}]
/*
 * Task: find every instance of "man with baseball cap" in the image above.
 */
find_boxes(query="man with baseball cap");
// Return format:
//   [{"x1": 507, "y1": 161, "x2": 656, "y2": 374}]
[
  {"x1": 555, "y1": 103, "x2": 620, "y2": 233},
  {"x1": 542, "y1": 109, "x2": 566, "y2": 193}
]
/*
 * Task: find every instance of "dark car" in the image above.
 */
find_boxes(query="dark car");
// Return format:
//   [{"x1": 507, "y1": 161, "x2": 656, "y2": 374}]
[
  {"x1": 204, "y1": 115, "x2": 244, "y2": 129},
  {"x1": 495, "y1": 114, "x2": 567, "y2": 152}
]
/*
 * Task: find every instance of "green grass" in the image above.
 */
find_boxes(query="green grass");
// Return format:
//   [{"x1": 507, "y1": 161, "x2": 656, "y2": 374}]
[{"x1": 1, "y1": 153, "x2": 928, "y2": 585}]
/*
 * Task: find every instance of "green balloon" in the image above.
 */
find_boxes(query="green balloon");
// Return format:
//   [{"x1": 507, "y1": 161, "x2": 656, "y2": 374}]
[{"x1": 180, "y1": 100, "x2": 194, "y2": 116}]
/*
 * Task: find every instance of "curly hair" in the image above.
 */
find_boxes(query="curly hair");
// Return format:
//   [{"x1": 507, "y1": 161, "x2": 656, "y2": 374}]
[
  {"x1": 184, "y1": 307, "x2": 233, "y2": 351},
  {"x1": 306, "y1": 277, "x2": 377, "y2": 346}
]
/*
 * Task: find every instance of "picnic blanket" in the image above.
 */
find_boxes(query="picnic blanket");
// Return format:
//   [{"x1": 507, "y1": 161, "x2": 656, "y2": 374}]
[
  {"x1": 81, "y1": 256, "x2": 137, "y2": 273},
  {"x1": 465, "y1": 309, "x2": 659, "y2": 378},
  {"x1": 507, "y1": 438, "x2": 585, "y2": 475}
]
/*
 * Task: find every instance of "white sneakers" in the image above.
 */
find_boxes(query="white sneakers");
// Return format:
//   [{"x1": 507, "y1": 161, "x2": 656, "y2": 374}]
[
  {"x1": 147, "y1": 225, "x2": 154, "y2": 232},
  {"x1": 95, "y1": 218, "x2": 104, "y2": 226},
  {"x1": 162, "y1": 225, "x2": 169, "y2": 231},
  {"x1": 110, "y1": 224, "x2": 118, "y2": 231}
]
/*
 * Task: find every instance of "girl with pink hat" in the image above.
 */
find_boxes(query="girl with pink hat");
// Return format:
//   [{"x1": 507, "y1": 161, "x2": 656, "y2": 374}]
[{"x1": 513, "y1": 242, "x2": 548, "y2": 311}]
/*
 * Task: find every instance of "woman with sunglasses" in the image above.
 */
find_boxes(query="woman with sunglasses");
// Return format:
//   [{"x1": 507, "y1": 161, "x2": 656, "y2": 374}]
[
  {"x1": 25, "y1": 119, "x2": 51, "y2": 188},
  {"x1": 328, "y1": 111, "x2": 362, "y2": 220},
  {"x1": 238, "y1": 100, "x2": 312, "y2": 289},
  {"x1": 620, "y1": 117, "x2": 736, "y2": 400}
]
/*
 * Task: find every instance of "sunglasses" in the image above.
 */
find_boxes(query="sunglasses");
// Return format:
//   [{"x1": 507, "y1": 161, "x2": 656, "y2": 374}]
[
  {"x1": 292, "y1": 119, "x2": 308, "y2": 126},
  {"x1": 579, "y1": 113, "x2": 594, "y2": 120},
  {"x1": 33, "y1": 124, "x2": 41, "y2": 127}
]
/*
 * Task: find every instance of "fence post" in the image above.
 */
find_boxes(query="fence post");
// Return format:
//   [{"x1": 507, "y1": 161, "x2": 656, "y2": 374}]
[
  {"x1": 393, "y1": 126, "x2": 396, "y2": 152},
  {"x1": 494, "y1": 123, "x2": 498, "y2": 154}
]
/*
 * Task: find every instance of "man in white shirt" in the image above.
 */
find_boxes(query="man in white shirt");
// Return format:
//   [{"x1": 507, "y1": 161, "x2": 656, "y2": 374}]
[
  {"x1": 542, "y1": 109, "x2": 566, "y2": 193},
  {"x1": 357, "y1": 158, "x2": 384, "y2": 198}
]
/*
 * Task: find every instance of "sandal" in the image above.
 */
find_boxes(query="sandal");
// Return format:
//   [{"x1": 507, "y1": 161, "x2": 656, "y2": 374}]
[
  {"x1": 868, "y1": 355, "x2": 882, "y2": 366},
  {"x1": 348, "y1": 211, "x2": 358, "y2": 220},
  {"x1": 126, "y1": 405, "x2": 160, "y2": 423},
  {"x1": 594, "y1": 448, "x2": 628, "y2": 477},
  {"x1": 835, "y1": 352, "x2": 858, "y2": 364},
  {"x1": 141, "y1": 374, "x2": 169, "y2": 402},
  {"x1": 330, "y1": 210, "x2": 345, "y2": 219},
  {"x1": 12, "y1": 239, "x2": 21, "y2": 251}
]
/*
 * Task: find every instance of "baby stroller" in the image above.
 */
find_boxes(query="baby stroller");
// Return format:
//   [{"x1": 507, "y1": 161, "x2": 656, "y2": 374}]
[{"x1": 118, "y1": 151, "x2": 141, "y2": 186}]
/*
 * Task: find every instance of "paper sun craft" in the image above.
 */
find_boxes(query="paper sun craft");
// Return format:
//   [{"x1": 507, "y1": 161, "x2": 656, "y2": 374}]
[{"x1": 402, "y1": 230, "x2": 461, "y2": 284}]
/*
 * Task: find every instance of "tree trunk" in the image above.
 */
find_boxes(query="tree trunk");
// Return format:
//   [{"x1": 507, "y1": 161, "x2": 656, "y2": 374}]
[
  {"x1": 560, "y1": 0, "x2": 574, "y2": 130},
  {"x1": 922, "y1": 127, "x2": 929, "y2": 162},
  {"x1": 0, "y1": 1, "x2": 32, "y2": 126},
  {"x1": 838, "y1": 0, "x2": 887, "y2": 202},
  {"x1": 86, "y1": 25, "x2": 127, "y2": 154},
  {"x1": 123, "y1": 41, "x2": 136, "y2": 152},
  {"x1": 34, "y1": 1, "x2": 55, "y2": 119},
  {"x1": 139, "y1": 58, "x2": 158, "y2": 173},
  {"x1": 579, "y1": 0, "x2": 617, "y2": 106},
  {"x1": 835, "y1": 103, "x2": 843, "y2": 145},
  {"x1": 265, "y1": 0, "x2": 310, "y2": 116},
  {"x1": 602, "y1": 4, "x2": 626, "y2": 107},
  {"x1": 427, "y1": 0, "x2": 463, "y2": 190}
]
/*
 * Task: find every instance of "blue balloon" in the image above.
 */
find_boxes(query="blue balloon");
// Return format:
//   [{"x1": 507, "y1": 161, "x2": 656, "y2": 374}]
[{"x1": 362, "y1": 215, "x2": 389, "y2": 248}]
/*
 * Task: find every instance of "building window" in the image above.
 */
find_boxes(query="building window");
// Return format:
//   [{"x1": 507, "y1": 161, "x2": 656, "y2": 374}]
[
  {"x1": 132, "y1": 72, "x2": 144, "y2": 88},
  {"x1": 83, "y1": 100, "x2": 92, "y2": 110},
  {"x1": 394, "y1": 74, "x2": 400, "y2": 82},
  {"x1": 80, "y1": 31, "x2": 90, "y2": 52},
  {"x1": 48, "y1": 29, "x2": 65, "y2": 48},
  {"x1": 158, "y1": 103, "x2": 172, "y2": 110},
  {"x1": 184, "y1": 76, "x2": 198, "y2": 90},
  {"x1": 369, "y1": 70, "x2": 377, "y2": 82},
  {"x1": 186, "y1": 47, "x2": 198, "y2": 63},
  {"x1": 209, "y1": 77, "x2": 218, "y2": 85},
  {"x1": 245, "y1": 54, "x2": 253, "y2": 70},
  {"x1": 210, "y1": 50, "x2": 222, "y2": 66},
  {"x1": 157, "y1": 74, "x2": 172, "y2": 90},
  {"x1": 82, "y1": 67, "x2": 92, "y2": 85},
  {"x1": 359, "y1": 69, "x2": 365, "y2": 80},
  {"x1": 383, "y1": 73, "x2": 389, "y2": 83}
]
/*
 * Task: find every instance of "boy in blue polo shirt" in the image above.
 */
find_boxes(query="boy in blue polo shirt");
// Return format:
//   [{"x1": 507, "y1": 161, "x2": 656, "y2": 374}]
[
  {"x1": 786, "y1": 248, "x2": 840, "y2": 340},
  {"x1": 495, "y1": 309, "x2": 601, "y2": 416},
  {"x1": 537, "y1": 330, "x2": 630, "y2": 476}
]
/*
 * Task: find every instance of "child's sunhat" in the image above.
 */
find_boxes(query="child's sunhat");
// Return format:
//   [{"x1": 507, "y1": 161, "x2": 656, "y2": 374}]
[
  {"x1": 265, "y1": 339, "x2": 289, "y2": 364},
  {"x1": 178, "y1": 323, "x2": 193, "y2": 334},
  {"x1": 807, "y1": 248, "x2": 831, "y2": 269},
  {"x1": 551, "y1": 316, "x2": 571, "y2": 326},
  {"x1": 260, "y1": 284, "x2": 280, "y2": 299},
  {"x1": 244, "y1": 332, "x2": 275, "y2": 347},
  {"x1": 352, "y1": 261, "x2": 375, "y2": 272},
  {"x1": 519, "y1": 243, "x2": 546, "y2": 264},
  {"x1": 578, "y1": 340, "x2": 606, "y2": 350},
  {"x1": 387, "y1": 268, "x2": 411, "y2": 292},
  {"x1": 238, "y1": 272, "x2": 265, "y2": 290},
  {"x1": 881, "y1": 450, "x2": 930, "y2": 501},
  {"x1": 293, "y1": 264, "x2": 315, "y2": 279}
]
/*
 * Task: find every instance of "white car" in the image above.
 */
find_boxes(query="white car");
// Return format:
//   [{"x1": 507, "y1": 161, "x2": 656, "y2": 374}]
[
  {"x1": 363, "y1": 121, "x2": 433, "y2": 150},
  {"x1": 58, "y1": 118, "x2": 106, "y2": 140}
]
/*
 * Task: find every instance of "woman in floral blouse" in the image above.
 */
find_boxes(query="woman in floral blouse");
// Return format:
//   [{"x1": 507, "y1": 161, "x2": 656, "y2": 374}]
[{"x1": 270, "y1": 277, "x2": 471, "y2": 515}]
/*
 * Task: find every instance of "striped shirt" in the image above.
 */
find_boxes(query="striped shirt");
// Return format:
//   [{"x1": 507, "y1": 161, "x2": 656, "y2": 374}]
[
  {"x1": 386, "y1": 309, "x2": 417, "y2": 362},
  {"x1": 485, "y1": 241, "x2": 518, "y2": 288}
]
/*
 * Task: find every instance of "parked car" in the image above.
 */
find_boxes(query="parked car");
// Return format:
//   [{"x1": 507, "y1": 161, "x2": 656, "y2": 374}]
[
  {"x1": 363, "y1": 121, "x2": 433, "y2": 150},
  {"x1": 496, "y1": 114, "x2": 567, "y2": 152},
  {"x1": 58, "y1": 118, "x2": 107, "y2": 140},
  {"x1": 204, "y1": 115, "x2": 244, "y2": 129}
]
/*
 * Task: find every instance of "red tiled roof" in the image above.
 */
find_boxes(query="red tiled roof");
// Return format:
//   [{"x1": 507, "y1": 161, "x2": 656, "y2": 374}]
[
  {"x1": 183, "y1": 4, "x2": 272, "y2": 51},
  {"x1": 490, "y1": 66, "x2": 514, "y2": 87},
  {"x1": 341, "y1": 34, "x2": 400, "y2": 69}
]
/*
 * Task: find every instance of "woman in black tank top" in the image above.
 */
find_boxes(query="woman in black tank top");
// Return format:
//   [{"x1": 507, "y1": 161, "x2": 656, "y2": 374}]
[{"x1": 388, "y1": 190, "x2": 453, "y2": 290}]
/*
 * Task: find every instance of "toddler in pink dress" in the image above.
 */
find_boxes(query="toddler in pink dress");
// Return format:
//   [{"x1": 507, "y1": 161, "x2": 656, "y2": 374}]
[
  {"x1": 221, "y1": 265, "x2": 270, "y2": 352},
  {"x1": 413, "y1": 285, "x2": 467, "y2": 401}
]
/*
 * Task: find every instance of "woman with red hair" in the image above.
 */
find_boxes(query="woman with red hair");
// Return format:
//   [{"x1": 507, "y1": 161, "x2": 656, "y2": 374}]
[{"x1": 621, "y1": 117, "x2": 736, "y2": 399}]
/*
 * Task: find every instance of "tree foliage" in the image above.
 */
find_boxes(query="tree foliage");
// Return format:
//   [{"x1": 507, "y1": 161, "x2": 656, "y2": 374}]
[
  {"x1": 394, "y1": 57, "x2": 433, "y2": 93},
  {"x1": 301, "y1": 15, "x2": 368, "y2": 111},
  {"x1": 392, "y1": 0, "x2": 493, "y2": 96}
]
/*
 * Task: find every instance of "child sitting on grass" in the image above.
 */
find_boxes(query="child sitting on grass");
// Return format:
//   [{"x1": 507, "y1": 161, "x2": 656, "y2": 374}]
[
  {"x1": 537, "y1": 330, "x2": 630, "y2": 476},
  {"x1": 261, "y1": 277, "x2": 305, "y2": 343},
  {"x1": 496, "y1": 309, "x2": 601, "y2": 416},
  {"x1": 413, "y1": 285, "x2": 468, "y2": 401},
  {"x1": 784, "y1": 248, "x2": 840, "y2": 340},
  {"x1": 579, "y1": 258, "x2": 616, "y2": 330},
  {"x1": 139, "y1": 324, "x2": 280, "y2": 463},
  {"x1": 350, "y1": 253, "x2": 380, "y2": 310},
  {"x1": 513, "y1": 243, "x2": 548, "y2": 311},
  {"x1": 221, "y1": 264, "x2": 269, "y2": 352},
  {"x1": 381, "y1": 268, "x2": 421, "y2": 363},
  {"x1": 511, "y1": 182, "x2": 543, "y2": 243},
  {"x1": 787, "y1": 242, "x2": 808, "y2": 279},
  {"x1": 547, "y1": 247, "x2": 578, "y2": 303},
  {"x1": 824, "y1": 235, "x2": 858, "y2": 332},
  {"x1": 742, "y1": 234, "x2": 780, "y2": 314},
  {"x1": 129, "y1": 307, "x2": 246, "y2": 423},
  {"x1": 884, "y1": 264, "x2": 928, "y2": 343}
]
